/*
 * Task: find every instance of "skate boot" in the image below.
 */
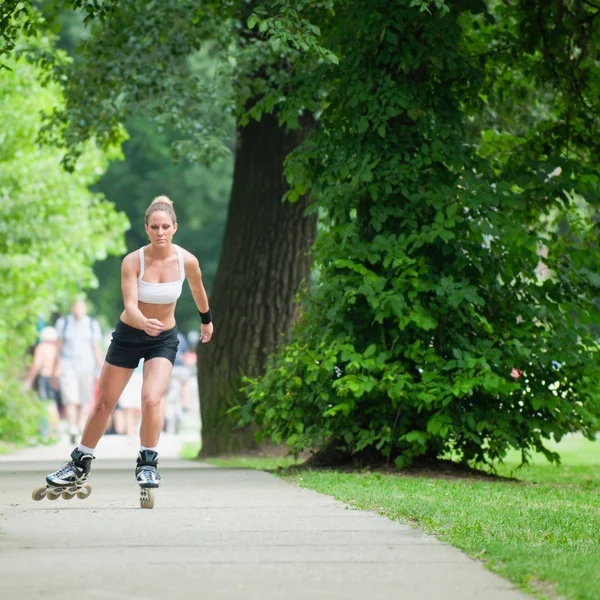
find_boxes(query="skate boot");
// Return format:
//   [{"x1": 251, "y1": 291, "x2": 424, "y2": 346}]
[
  {"x1": 136, "y1": 450, "x2": 160, "y2": 509},
  {"x1": 32, "y1": 448, "x2": 93, "y2": 502}
]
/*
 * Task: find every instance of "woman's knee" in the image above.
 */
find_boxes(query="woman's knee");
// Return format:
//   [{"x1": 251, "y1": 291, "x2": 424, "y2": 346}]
[
  {"x1": 141, "y1": 391, "x2": 162, "y2": 411},
  {"x1": 94, "y1": 392, "x2": 117, "y2": 414}
]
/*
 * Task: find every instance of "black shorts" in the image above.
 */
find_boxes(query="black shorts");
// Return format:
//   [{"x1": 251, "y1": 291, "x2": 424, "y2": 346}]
[{"x1": 105, "y1": 321, "x2": 179, "y2": 369}]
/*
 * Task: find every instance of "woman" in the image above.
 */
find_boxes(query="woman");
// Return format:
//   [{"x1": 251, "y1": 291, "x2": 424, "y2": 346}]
[{"x1": 44, "y1": 196, "x2": 213, "y2": 497}]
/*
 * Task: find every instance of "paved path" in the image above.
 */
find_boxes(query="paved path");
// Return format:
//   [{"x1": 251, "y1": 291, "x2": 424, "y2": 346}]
[{"x1": 0, "y1": 439, "x2": 529, "y2": 600}]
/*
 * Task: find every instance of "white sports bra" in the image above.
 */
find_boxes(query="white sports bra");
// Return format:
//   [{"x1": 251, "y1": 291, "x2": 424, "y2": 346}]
[{"x1": 137, "y1": 246, "x2": 185, "y2": 305}]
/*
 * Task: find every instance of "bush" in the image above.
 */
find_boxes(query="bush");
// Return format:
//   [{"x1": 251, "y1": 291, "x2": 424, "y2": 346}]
[
  {"x1": 238, "y1": 3, "x2": 600, "y2": 467},
  {"x1": 0, "y1": 362, "x2": 45, "y2": 444}
]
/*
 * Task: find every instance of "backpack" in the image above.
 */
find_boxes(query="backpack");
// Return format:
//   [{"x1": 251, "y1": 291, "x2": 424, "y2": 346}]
[{"x1": 61, "y1": 315, "x2": 99, "y2": 342}]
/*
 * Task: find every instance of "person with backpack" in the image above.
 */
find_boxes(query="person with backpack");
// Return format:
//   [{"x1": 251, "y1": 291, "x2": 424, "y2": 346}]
[{"x1": 53, "y1": 299, "x2": 103, "y2": 444}]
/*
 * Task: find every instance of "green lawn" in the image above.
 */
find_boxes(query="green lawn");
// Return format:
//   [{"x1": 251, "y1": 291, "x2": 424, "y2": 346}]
[
  {"x1": 181, "y1": 440, "x2": 302, "y2": 470},
  {"x1": 203, "y1": 435, "x2": 600, "y2": 600},
  {"x1": 203, "y1": 455, "x2": 301, "y2": 470},
  {"x1": 180, "y1": 441, "x2": 201, "y2": 460},
  {"x1": 493, "y1": 435, "x2": 599, "y2": 487}
]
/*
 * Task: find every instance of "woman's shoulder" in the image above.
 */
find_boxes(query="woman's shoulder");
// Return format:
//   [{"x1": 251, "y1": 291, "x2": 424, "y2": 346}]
[
  {"x1": 121, "y1": 248, "x2": 144, "y2": 275},
  {"x1": 123, "y1": 248, "x2": 144, "y2": 264},
  {"x1": 176, "y1": 245, "x2": 199, "y2": 266}
]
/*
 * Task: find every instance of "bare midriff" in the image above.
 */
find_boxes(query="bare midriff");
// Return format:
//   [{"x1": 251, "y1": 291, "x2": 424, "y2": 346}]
[{"x1": 119, "y1": 300, "x2": 177, "y2": 331}]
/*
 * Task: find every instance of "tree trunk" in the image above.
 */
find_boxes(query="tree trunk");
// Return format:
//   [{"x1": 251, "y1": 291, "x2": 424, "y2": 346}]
[{"x1": 197, "y1": 112, "x2": 316, "y2": 456}]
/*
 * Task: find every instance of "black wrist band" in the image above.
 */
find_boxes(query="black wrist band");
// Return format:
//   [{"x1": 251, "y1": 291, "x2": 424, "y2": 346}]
[{"x1": 199, "y1": 309, "x2": 212, "y2": 325}]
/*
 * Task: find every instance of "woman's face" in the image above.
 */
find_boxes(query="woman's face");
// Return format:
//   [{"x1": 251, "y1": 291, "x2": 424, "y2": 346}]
[{"x1": 145, "y1": 211, "x2": 177, "y2": 245}]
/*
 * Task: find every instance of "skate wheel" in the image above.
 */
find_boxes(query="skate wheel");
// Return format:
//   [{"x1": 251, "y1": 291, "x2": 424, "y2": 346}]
[
  {"x1": 32, "y1": 486, "x2": 47, "y2": 501},
  {"x1": 47, "y1": 492, "x2": 60, "y2": 501},
  {"x1": 140, "y1": 488, "x2": 154, "y2": 509},
  {"x1": 62, "y1": 491, "x2": 76, "y2": 500},
  {"x1": 77, "y1": 484, "x2": 92, "y2": 500}
]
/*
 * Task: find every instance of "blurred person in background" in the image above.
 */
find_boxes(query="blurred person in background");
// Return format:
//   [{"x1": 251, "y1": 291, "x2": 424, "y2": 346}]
[
  {"x1": 172, "y1": 332, "x2": 192, "y2": 411},
  {"x1": 185, "y1": 330, "x2": 200, "y2": 407},
  {"x1": 97, "y1": 331, "x2": 125, "y2": 436},
  {"x1": 23, "y1": 326, "x2": 61, "y2": 438},
  {"x1": 53, "y1": 299, "x2": 103, "y2": 444},
  {"x1": 118, "y1": 360, "x2": 143, "y2": 436},
  {"x1": 161, "y1": 332, "x2": 190, "y2": 434}
]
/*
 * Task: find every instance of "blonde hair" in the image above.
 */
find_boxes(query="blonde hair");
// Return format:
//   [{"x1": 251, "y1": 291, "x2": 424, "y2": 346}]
[{"x1": 145, "y1": 195, "x2": 177, "y2": 225}]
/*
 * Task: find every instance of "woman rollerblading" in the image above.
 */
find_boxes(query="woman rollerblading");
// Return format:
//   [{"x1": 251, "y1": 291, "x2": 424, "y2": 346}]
[{"x1": 36, "y1": 196, "x2": 214, "y2": 509}]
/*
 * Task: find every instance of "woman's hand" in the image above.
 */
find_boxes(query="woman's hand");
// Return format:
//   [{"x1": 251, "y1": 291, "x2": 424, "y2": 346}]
[
  {"x1": 144, "y1": 318, "x2": 165, "y2": 337},
  {"x1": 201, "y1": 322, "x2": 214, "y2": 343}
]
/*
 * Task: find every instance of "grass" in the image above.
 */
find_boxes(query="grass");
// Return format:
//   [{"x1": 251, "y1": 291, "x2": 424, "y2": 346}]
[
  {"x1": 204, "y1": 455, "x2": 301, "y2": 470},
  {"x1": 202, "y1": 435, "x2": 600, "y2": 600},
  {"x1": 493, "y1": 435, "x2": 599, "y2": 487},
  {"x1": 181, "y1": 441, "x2": 202, "y2": 460},
  {"x1": 181, "y1": 440, "x2": 302, "y2": 470}
]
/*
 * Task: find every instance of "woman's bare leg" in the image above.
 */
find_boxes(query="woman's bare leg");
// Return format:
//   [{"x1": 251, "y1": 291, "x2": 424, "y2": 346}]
[
  {"x1": 140, "y1": 358, "x2": 173, "y2": 447},
  {"x1": 80, "y1": 363, "x2": 134, "y2": 448}
]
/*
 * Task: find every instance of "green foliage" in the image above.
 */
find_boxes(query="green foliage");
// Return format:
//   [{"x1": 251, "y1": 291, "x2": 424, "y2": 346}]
[
  {"x1": 31, "y1": 1, "x2": 237, "y2": 168},
  {"x1": 0, "y1": 376, "x2": 45, "y2": 444},
  {"x1": 240, "y1": 1, "x2": 600, "y2": 466},
  {"x1": 1, "y1": 0, "x2": 116, "y2": 66},
  {"x1": 246, "y1": 1, "x2": 339, "y2": 66},
  {"x1": 10, "y1": 1, "x2": 325, "y2": 165},
  {"x1": 0, "y1": 1, "x2": 38, "y2": 64},
  {"x1": 0, "y1": 41, "x2": 127, "y2": 439}
]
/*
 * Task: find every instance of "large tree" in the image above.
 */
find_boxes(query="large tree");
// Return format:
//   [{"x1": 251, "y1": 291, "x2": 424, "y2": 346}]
[{"x1": 199, "y1": 112, "x2": 317, "y2": 453}]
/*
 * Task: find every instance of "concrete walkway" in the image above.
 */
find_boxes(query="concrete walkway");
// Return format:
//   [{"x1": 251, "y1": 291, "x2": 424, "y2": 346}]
[{"x1": 0, "y1": 438, "x2": 530, "y2": 600}]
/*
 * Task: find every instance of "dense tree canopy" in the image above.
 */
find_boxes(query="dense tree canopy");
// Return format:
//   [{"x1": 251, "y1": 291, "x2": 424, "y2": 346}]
[
  {"x1": 2, "y1": 0, "x2": 600, "y2": 464},
  {"x1": 0, "y1": 40, "x2": 127, "y2": 440}
]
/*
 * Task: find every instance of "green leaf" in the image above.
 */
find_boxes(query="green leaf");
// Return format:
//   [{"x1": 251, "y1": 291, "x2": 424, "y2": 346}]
[{"x1": 247, "y1": 14, "x2": 258, "y2": 29}]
